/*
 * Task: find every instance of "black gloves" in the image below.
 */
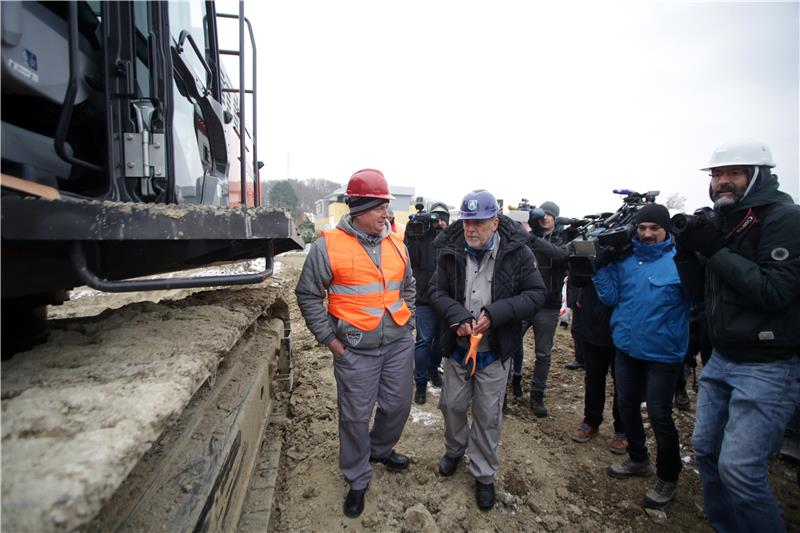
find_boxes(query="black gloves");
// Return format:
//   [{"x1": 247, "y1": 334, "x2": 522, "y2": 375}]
[
  {"x1": 594, "y1": 244, "x2": 629, "y2": 268},
  {"x1": 675, "y1": 225, "x2": 724, "y2": 258}
]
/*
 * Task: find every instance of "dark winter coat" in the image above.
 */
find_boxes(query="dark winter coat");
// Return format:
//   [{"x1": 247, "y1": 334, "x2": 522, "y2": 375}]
[
  {"x1": 428, "y1": 215, "x2": 546, "y2": 361},
  {"x1": 528, "y1": 233, "x2": 569, "y2": 309},
  {"x1": 569, "y1": 279, "x2": 614, "y2": 348},
  {"x1": 404, "y1": 226, "x2": 442, "y2": 306},
  {"x1": 675, "y1": 174, "x2": 800, "y2": 362}
]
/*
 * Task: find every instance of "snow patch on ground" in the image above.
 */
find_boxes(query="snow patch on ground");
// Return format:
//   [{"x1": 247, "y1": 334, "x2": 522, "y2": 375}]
[{"x1": 409, "y1": 406, "x2": 441, "y2": 427}]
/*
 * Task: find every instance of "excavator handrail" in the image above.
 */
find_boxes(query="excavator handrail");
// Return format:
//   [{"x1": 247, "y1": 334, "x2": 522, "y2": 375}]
[{"x1": 216, "y1": 4, "x2": 259, "y2": 207}]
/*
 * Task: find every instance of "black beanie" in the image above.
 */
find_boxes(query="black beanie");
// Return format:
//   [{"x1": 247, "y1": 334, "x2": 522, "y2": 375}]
[
  {"x1": 634, "y1": 203, "x2": 671, "y2": 230},
  {"x1": 348, "y1": 196, "x2": 388, "y2": 215}
]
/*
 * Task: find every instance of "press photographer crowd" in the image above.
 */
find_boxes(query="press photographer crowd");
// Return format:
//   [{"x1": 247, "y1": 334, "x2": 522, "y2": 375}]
[{"x1": 295, "y1": 139, "x2": 799, "y2": 529}]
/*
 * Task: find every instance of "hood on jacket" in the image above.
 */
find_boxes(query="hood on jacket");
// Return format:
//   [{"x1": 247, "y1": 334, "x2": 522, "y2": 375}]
[
  {"x1": 712, "y1": 169, "x2": 794, "y2": 215},
  {"x1": 434, "y1": 214, "x2": 531, "y2": 254},
  {"x1": 632, "y1": 234, "x2": 675, "y2": 262}
]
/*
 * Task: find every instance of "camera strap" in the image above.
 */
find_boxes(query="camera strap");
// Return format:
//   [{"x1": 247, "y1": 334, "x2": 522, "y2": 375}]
[{"x1": 724, "y1": 204, "x2": 774, "y2": 247}]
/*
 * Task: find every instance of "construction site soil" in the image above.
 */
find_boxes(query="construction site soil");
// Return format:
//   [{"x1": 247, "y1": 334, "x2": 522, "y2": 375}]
[
  {"x1": 5, "y1": 252, "x2": 796, "y2": 532},
  {"x1": 271, "y1": 253, "x2": 799, "y2": 533}
]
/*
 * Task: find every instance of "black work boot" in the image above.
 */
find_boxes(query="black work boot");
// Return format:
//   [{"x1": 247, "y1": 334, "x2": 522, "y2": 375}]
[
  {"x1": 344, "y1": 485, "x2": 367, "y2": 518},
  {"x1": 565, "y1": 359, "x2": 584, "y2": 370},
  {"x1": 530, "y1": 390, "x2": 548, "y2": 417},
  {"x1": 438, "y1": 454, "x2": 462, "y2": 476},
  {"x1": 512, "y1": 374, "x2": 523, "y2": 397},
  {"x1": 430, "y1": 369, "x2": 443, "y2": 387},
  {"x1": 369, "y1": 450, "x2": 410, "y2": 472},
  {"x1": 475, "y1": 480, "x2": 496, "y2": 510},
  {"x1": 414, "y1": 383, "x2": 427, "y2": 405}
]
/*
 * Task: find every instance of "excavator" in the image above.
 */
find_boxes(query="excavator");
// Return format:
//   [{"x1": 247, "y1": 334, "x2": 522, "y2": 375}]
[
  {"x1": 2, "y1": 1, "x2": 302, "y2": 530},
  {"x1": 1, "y1": 0, "x2": 302, "y2": 353}
]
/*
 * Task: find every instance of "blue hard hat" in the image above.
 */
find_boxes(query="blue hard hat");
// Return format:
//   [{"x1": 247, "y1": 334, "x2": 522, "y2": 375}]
[{"x1": 459, "y1": 190, "x2": 499, "y2": 220}]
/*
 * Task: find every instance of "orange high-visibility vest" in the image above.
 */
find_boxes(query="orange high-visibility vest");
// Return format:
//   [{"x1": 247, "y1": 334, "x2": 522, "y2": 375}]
[{"x1": 323, "y1": 229, "x2": 411, "y2": 331}]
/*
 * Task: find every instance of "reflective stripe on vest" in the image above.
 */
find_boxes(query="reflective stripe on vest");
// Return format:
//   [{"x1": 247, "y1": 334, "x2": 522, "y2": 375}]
[{"x1": 323, "y1": 229, "x2": 411, "y2": 331}]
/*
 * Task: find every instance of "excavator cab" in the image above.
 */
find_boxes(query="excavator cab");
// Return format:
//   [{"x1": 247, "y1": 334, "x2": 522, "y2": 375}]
[{"x1": 1, "y1": 1, "x2": 302, "y2": 354}]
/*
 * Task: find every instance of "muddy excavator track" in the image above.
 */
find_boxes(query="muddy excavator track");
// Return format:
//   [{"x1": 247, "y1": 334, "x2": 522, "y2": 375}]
[{"x1": 1, "y1": 273, "x2": 295, "y2": 533}]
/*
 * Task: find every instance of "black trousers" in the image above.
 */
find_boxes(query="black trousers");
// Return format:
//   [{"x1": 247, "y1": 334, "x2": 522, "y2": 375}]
[
  {"x1": 615, "y1": 350, "x2": 682, "y2": 482},
  {"x1": 580, "y1": 339, "x2": 623, "y2": 433}
]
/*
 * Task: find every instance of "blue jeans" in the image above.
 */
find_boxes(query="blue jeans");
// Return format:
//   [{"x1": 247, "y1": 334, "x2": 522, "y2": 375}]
[
  {"x1": 693, "y1": 352, "x2": 799, "y2": 533},
  {"x1": 414, "y1": 304, "x2": 442, "y2": 385},
  {"x1": 615, "y1": 351, "x2": 682, "y2": 482}
]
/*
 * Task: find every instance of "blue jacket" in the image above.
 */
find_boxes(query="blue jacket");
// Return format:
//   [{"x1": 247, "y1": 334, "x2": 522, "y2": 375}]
[{"x1": 593, "y1": 236, "x2": 690, "y2": 363}]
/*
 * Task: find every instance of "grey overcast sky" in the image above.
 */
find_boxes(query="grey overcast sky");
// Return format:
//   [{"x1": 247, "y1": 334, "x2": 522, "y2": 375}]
[{"x1": 219, "y1": 0, "x2": 799, "y2": 217}]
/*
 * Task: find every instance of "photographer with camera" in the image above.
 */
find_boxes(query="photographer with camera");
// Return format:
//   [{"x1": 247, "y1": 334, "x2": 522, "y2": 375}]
[
  {"x1": 673, "y1": 140, "x2": 800, "y2": 532},
  {"x1": 514, "y1": 201, "x2": 570, "y2": 417},
  {"x1": 404, "y1": 201, "x2": 450, "y2": 404},
  {"x1": 593, "y1": 203, "x2": 690, "y2": 509}
]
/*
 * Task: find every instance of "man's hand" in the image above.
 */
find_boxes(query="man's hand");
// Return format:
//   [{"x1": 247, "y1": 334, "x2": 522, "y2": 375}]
[
  {"x1": 327, "y1": 338, "x2": 346, "y2": 359},
  {"x1": 473, "y1": 311, "x2": 492, "y2": 335},
  {"x1": 675, "y1": 225, "x2": 724, "y2": 258},
  {"x1": 595, "y1": 245, "x2": 626, "y2": 268},
  {"x1": 456, "y1": 320, "x2": 475, "y2": 337}
]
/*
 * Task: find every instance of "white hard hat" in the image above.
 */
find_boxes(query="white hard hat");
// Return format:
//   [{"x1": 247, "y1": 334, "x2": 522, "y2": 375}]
[{"x1": 701, "y1": 139, "x2": 775, "y2": 171}]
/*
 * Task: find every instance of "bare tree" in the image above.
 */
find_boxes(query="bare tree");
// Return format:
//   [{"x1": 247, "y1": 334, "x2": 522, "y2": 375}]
[{"x1": 664, "y1": 193, "x2": 687, "y2": 211}]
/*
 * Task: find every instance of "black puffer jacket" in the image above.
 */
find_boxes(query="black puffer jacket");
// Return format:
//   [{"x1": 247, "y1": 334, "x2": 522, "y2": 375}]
[
  {"x1": 404, "y1": 226, "x2": 442, "y2": 305},
  {"x1": 428, "y1": 215, "x2": 546, "y2": 361},
  {"x1": 675, "y1": 174, "x2": 800, "y2": 362},
  {"x1": 529, "y1": 233, "x2": 569, "y2": 309},
  {"x1": 569, "y1": 279, "x2": 614, "y2": 348}
]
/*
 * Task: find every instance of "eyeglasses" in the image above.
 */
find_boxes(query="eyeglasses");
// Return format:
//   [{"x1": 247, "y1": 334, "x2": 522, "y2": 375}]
[{"x1": 710, "y1": 168, "x2": 747, "y2": 179}]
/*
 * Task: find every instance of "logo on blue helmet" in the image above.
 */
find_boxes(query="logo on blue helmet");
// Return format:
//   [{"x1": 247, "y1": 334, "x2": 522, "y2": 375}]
[{"x1": 459, "y1": 190, "x2": 498, "y2": 220}]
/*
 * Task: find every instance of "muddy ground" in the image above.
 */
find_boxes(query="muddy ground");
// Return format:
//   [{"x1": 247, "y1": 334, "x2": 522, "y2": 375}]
[{"x1": 270, "y1": 253, "x2": 800, "y2": 533}]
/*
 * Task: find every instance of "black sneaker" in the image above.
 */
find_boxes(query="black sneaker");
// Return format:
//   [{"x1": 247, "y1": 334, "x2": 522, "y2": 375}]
[
  {"x1": 414, "y1": 383, "x2": 427, "y2": 405},
  {"x1": 369, "y1": 450, "x2": 409, "y2": 472},
  {"x1": 343, "y1": 486, "x2": 367, "y2": 518},
  {"x1": 438, "y1": 454, "x2": 462, "y2": 476},
  {"x1": 512, "y1": 374, "x2": 523, "y2": 397},
  {"x1": 475, "y1": 480, "x2": 496, "y2": 510}
]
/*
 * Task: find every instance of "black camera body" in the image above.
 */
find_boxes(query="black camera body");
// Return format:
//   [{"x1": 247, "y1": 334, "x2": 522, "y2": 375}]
[
  {"x1": 406, "y1": 197, "x2": 446, "y2": 238},
  {"x1": 670, "y1": 207, "x2": 719, "y2": 235},
  {"x1": 567, "y1": 189, "x2": 660, "y2": 280}
]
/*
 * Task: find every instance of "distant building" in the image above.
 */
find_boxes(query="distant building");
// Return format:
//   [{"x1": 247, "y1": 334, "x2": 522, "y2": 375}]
[{"x1": 314, "y1": 185, "x2": 416, "y2": 231}]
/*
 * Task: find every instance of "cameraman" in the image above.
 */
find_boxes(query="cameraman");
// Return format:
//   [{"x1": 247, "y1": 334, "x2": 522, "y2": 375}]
[
  {"x1": 518, "y1": 201, "x2": 569, "y2": 417},
  {"x1": 405, "y1": 202, "x2": 450, "y2": 404},
  {"x1": 593, "y1": 203, "x2": 690, "y2": 509},
  {"x1": 674, "y1": 140, "x2": 800, "y2": 532}
]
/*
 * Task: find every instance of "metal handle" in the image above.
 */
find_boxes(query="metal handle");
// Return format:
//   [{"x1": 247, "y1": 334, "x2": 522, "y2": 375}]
[{"x1": 70, "y1": 241, "x2": 274, "y2": 292}]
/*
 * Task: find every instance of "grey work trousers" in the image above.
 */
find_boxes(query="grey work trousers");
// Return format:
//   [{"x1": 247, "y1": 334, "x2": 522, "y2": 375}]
[
  {"x1": 530, "y1": 308, "x2": 560, "y2": 394},
  {"x1": 333, "y1": 334, "x2": 414, "y2": 490},
  {"x1": 439, "y1": 356, "x2": 509, "y2": 484}
]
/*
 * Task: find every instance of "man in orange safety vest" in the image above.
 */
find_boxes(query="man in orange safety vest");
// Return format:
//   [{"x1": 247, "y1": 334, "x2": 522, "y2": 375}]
[{"x1": 295, "y1": 168, "x2": 416, "y2": 519}]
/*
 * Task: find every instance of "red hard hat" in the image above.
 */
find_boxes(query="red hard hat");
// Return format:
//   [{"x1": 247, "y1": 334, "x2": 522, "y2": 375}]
[{"x1": 346, "y1": 169, "x2": 395, "y2": 200}]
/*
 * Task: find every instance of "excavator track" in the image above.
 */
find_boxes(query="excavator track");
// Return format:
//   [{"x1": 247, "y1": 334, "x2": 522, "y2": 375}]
[{"x1": 1, "y1": 274, "x2": 295, "y2": 533}]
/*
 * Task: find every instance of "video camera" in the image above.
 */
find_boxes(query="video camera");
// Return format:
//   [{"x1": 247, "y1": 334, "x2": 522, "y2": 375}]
[
  {"x1": 670, "y1": 207, "x2": 719, "y2": 235},
  {"x1": 508, "y1": 199, "x2": 576, "y2": 228},
  {"x1": 567, "y1": 189, "x2": 660, "y2": 280},
  {"x1": 406, "y1": 197, "x2": 447, "y2": 238}
]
